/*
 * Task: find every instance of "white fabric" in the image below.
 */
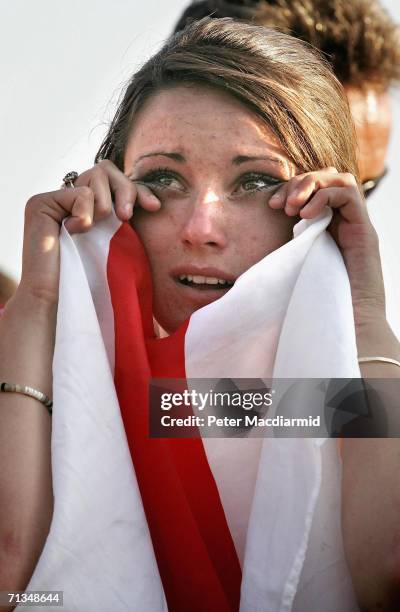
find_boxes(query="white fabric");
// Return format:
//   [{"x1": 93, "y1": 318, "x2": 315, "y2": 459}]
[
  {"x1": 23, "y1": 208, "x2": 360, "y2": 611},
  {"x1": 185, "y1": 209, "x2": 360, "y2": 611},
  {"x1": 23, "y1": 219, "x2": 167, "y2": 612}
]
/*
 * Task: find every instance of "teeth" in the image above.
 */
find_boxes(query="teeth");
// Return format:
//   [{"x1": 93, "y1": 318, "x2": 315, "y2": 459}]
[
  {"x1": 179, "y1": 274, "x2": 233, "y2": 286},
  {"x1": 192, "y1": 275, "x2": 205, "y2": 284}
]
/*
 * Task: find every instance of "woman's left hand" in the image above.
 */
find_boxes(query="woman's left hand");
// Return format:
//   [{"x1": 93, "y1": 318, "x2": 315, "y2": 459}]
[{"x1": 268, "y1": 167, "x2": 386, "y2": 328}]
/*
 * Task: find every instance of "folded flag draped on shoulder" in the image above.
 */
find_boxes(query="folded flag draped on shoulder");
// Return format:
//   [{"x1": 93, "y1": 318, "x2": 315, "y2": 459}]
[{"x1": 24, "y1": 209, "x2": 361, "y2": 612}]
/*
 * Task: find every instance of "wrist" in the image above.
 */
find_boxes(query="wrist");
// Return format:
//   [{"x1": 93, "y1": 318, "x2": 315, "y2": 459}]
[
  {"x1": 0, "y1": 284, "x2": 56, "y2": 401},
  {"x1": 355, "y1": 316, "x2": 400, "y2": 362},
  {"x1": 6, "y1": 285, "x2": 58, "y2": 321},
  {"x1": 354, "y1": 305, "x2": 386, "y2": 332}
]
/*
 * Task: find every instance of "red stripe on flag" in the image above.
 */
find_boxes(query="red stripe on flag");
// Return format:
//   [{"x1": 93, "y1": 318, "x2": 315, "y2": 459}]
[{"x1": 108, "y1": 223, "x2": 241, "y2": 611}]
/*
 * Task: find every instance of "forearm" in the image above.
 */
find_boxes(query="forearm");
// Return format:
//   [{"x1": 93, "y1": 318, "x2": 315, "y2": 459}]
[
  {"x1": 342, "y1": 317, "x2": 400, "y2": 611},
  {"x1": 0, "y1": 289, "x2": 55, "y2": 593}
]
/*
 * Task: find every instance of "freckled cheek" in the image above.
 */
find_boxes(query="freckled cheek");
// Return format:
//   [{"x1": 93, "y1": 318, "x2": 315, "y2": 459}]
[
  {"x1": 132, "y1": 210, "x2": 175, "y2": 252},
  {"x1": 131, "y1": 213, "x2": 180, "y2": 284},
  {"x1": 233, "y1": 217, "x2": 292, "y2": 264},
  {"x1": 240, "y1": 232, "x2": 278, "y2": 264}
]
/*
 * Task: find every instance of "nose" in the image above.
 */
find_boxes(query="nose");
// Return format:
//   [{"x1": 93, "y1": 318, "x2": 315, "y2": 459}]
[{"x1": 180, "y1": 188, "x2": 228, "y2": 249}]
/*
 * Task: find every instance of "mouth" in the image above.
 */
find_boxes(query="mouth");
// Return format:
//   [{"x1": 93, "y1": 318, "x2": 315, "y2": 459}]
[
  {"x1": 170, "y1": 267, "x2": 237, "y2": 304},
  {"x1": 176, "y1": 274, "x2": 235, "y2": 291}
]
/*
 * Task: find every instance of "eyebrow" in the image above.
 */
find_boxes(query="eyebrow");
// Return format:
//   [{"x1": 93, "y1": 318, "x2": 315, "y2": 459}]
[
  {"x1": 232, "y1": 154, "x2": 285, "y2": 168},
  {"x1": 135, "y1": 152, "x2": 185, "y2": 164},
  {"x1": 133, "y1": 151, "x2": 285, "y2": 168}
]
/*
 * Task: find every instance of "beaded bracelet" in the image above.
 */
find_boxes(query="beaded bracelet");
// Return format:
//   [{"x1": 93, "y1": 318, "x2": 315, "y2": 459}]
[{"x1": 0, "y1": 382, "x2": 52, "y2": 415}]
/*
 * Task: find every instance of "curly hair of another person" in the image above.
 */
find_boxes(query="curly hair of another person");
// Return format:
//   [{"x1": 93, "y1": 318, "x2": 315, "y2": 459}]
[{"x1": 173, "y1": 0, "x2": 400, "y2": 88}]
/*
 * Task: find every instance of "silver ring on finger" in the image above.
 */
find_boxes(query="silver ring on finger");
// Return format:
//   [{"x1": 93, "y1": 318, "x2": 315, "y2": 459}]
[{"x1": 61, "y1": 171, "x2": 79, "y2": 189}]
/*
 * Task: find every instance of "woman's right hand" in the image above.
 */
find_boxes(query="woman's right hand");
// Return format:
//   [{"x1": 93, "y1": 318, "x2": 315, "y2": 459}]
[{"x1": 18, "y1": 159, "x2": 161, "y2": 306}]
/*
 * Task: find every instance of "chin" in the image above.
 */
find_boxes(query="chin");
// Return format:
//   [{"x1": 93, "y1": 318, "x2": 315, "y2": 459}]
[
  {"x1": 153, "y1": 286, "x2": 230, "y2": 335},
  {"x1": 153, "y1": 310, "x2": 187, "y2": 336}
]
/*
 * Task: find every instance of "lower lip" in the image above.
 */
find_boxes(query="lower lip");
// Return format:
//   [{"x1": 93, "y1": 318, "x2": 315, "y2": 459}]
[{"x1": 173, "y1": 278, "x2": 233, "y2": 304}]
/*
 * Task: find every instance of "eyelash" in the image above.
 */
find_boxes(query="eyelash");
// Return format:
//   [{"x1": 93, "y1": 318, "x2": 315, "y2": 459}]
[
  {"x1": 133, "y1": 167, "x2": 283, "y2": 196},
  {"x1": 136, "y1": 167, "x2": 184, "y2": 191},
  {"x1": 235, "y1": 172, "x2": 283, "y2": 194}
]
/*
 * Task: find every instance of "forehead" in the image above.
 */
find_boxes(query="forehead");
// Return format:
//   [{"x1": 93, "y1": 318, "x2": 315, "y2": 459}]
[{"x1": 124, "y1": 85, "x2": 293, "y2": 171}]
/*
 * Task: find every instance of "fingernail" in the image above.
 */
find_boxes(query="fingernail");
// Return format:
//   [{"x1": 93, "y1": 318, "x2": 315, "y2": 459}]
[
  {"x1": 269, "y1": 193, "x2": 281, "y2": 204},
  {"x1": 148, "y1": 194, "x2": 161, "y2": 207},
  {"x1": 152, "y1": 200, "x2": 161, "y2": 209},
  {"x1": 124, "y1": 203, "x2": 133, "y2": 216},
  {"x1": 285, "y1": 205, "x2": 297, "y2": 216}
]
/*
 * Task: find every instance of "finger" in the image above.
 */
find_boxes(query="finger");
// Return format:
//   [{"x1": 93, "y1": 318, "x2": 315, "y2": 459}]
[
  {"x1": 95, "y1": 160, "x2": 160, "y2": 219},
  {"x1": 299, "y1": 186, "x2": 365, "y2": 223},
  {"x1": 75, "y1": 167, "x2": 112, "y2": 222},
  {"x1": 60, "y1": 186, "x2": 95, "y2": 234},
  {"x1": 268, "y1": 168, "x2": 338, "y2": 210},
  {"x1": 93, "y1": 160, "x2": 138, "y2": 221},
  {"x1": 34, "y1": 185, "x2": 93, "y2": 221},
  {"x1": 268, "y1": 181, "x2": 289, "y2": 209},
  {"x1": 288, "y1": 169, "x2": 356, "y2": 203},
  {"x1": 135, "y1": 183, "x2": 161, "y2": 212},
  {"x1": 285, "y1": 170, "x2": 358, "y2": 215},
  {"x1": 285, "y1": 175, "x2": 316, "y2": 215}
]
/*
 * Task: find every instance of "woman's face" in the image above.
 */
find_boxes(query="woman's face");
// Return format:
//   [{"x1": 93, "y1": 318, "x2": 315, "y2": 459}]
[{"x1": 124, "y1": 85, "x2": 298, "y2": 333}]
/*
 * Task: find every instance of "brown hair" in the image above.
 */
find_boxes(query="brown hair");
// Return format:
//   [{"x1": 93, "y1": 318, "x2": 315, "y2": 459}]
[
  {"x1": 173, "y1": 0, "x2": 400, "y2": 89},
  {"x1": 96, "y1": 17, "x2": 358, "y2": 180}
]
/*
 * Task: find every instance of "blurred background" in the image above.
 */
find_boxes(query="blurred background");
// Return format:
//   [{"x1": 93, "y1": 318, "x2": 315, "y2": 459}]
[{"x1": 1, "y1": 0, "x2": 399, "y2": 333}]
